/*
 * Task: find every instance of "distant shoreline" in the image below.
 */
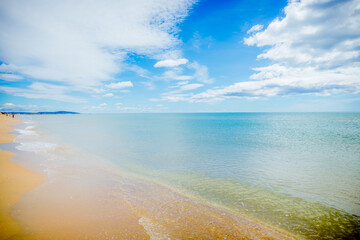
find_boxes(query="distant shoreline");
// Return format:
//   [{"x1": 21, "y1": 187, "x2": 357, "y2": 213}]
[{"x1": 1, "y1": 111, "x2": 79, "y2": 115}]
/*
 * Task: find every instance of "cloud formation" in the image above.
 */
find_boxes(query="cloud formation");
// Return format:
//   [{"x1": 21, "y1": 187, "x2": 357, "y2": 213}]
[
  {"x1": 154, "y1": 58, "x2": 189, "y2": 67},
  {"x1": 0, "y1": 82, "x2": 83, "y2": 102},
  {"x1": 247, "y1": 24, "x2": 263, "y2": 34},
  {"x1": 106, "y1": 81, "x2": 134, "y2": 89},
  {"x1": 162, "y1": 0, "x2": 360, "y2": 102},
  {"x1": 187, "y1": 62, "x2": 214, "y2": 84},
  {"x1": 245, "y1": 0, "x2": 360, "y2": 68},
  {"x1": 0, "y1": 0, "x2": 196, "y2": 99}
]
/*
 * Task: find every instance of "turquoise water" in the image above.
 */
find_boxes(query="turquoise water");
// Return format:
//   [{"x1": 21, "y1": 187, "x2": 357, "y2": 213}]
[{"x1": 20, "y1": 113, "x2": 360, "y2": 239}]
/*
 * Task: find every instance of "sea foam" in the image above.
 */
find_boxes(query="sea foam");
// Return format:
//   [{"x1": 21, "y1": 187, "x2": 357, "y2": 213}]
[
  {"x1": 16, "y1": 142, "x2": 57, "y2": 153},
  {"x1": 15, "y1": 126, "x2": 39, "y2": 136}
]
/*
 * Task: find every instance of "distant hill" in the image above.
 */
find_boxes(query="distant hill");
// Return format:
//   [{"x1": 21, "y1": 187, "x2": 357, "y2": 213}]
[{"x1": 2, "y1": 111, "x2": 79, "y2": 115}]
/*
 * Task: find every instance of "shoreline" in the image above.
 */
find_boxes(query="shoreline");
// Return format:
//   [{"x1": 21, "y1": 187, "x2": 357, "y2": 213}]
[
  {"x1": 107, "y1": 165, "x2": 298, "y2": 239},
  {"x1": 1, "y1": 115, "x2": 298, "y2": 239},
  {"x1": 0, "y1": 115, "x2": 45, "y2": 239}
]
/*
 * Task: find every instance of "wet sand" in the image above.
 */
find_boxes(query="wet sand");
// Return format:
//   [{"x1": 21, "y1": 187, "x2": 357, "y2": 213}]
[{"x1": 1, "y1": 115, "x2": 297, "y2": 239}]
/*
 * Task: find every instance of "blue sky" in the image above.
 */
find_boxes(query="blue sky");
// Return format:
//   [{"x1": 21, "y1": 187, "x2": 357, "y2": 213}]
[{"x1": 0, "y1": 0, "x2": 360, "y2": 112}]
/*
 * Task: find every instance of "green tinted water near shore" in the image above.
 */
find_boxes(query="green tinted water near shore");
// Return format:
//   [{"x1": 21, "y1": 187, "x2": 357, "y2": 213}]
[
  {"x1": 116, "y1": 164, "x2": 360, "y2": 239},
  {"x1": 21, "y1": 113, "x2": 360, "y2": 239}
]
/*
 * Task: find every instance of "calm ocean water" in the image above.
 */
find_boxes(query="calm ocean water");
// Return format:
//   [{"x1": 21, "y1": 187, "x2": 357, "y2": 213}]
[{"x1": 17, "y1": 113, "x2": 360, "y2": 239}]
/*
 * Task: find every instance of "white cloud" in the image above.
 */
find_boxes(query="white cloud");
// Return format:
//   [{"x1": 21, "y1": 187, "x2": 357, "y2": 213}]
[
  {"x1": 154, "y1": 58, "x2": 189, "y2": 67},
  {"x1": 106, "y1": 81, "x2": 133, "y2": 89},
  {"x1": 155, "y1": 0, "x2": 360, "y2": 103},
  {"x1": 244, "y1": 0, "x2": 360, "y2": 68},
  {"x1": 156, "y1": 62, "x2": 360, "y2": 103},
  {"x1": 199, "y1": 64, "x2": 360, "y2": 100},
  {"x1": 247, "y1": 24, "x2": 263, "y2": 34},
  {"x1": 126, "y1": 64, "x2": 151, "y2": 79},
  {"x1": 0, "y1": 0, "x2": 196, "y2": 98},
  {"x1": 99, "y1": 103, "x2": 107, "y2": 107},
  {"x1": 153, "y1": 61, "x2": 213, "y2": 99},
  {"x1": 242, "y1": 0, "x2": 360, "y2": 96},
  {"x1": 0, "y1": 74, "x2": 23, "y2": 81},
  {"x1": 169, "y1": 81, "x2": 190, "y2": 88},
  {"x1": 187, "y1": 62, "x2": 214, "y2": 84},
  {"x1": 158, "y1": 62, "x2": 213, "y2": 84},
  {"x1": 0, "y1": 82, "x2": 84, "y2": 102},
  {"x1": 93, "y1": 88, "x2": 106, "y2": 94},
  {"x1": 162, "y1": 70, "x2": 193, "y2": 81},
  {"x1": 178, "y1": 83, "x2": 203, "y2": 91},
  {"x1": 164, "y1": 83, "x2": 203, "y2": 96},
  {"x1": 103, "y1": 93, "x2": 114, "y2": 97},
  {"x1": 115, "y1": 102, "x2": 123, "y2": 106},
  {"x1": 3, "y1": 103, "x2": 15, "y2": 107},
  {"x1": 157, "y1": 0, "x2": 360, "y2": 103}
]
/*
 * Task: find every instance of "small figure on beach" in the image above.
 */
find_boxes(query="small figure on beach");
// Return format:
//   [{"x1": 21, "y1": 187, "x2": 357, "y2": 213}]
[{"x1": 12, "y1": 114, "x2": 14, "y2": 118}]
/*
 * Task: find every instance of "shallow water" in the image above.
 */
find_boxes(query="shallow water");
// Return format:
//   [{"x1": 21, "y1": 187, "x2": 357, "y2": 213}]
[{"x1": 16, "y1": 113, "x2": 360, "y2": 239}]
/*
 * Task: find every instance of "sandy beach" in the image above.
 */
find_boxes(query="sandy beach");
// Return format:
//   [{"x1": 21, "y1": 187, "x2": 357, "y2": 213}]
[
  {"x1": 0, "y1": 115, "x2": 298, "y2": 239},
  {"x1": 0, "y1": 115, "x2": 44, "y2": 239}
]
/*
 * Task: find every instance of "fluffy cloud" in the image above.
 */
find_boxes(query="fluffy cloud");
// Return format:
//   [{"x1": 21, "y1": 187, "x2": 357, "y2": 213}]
[
  {"x1": 177, "y1": 64, "x2": 360, "y2": 102},
  {"x1": 106, "y1": 81, "x2": 133, "y2": 89},
  {"x1": 162, "y1": 0, "x2": 360, "y2": 102},
  {"x1": 3, "y1": 103, "x2": 14, "y2": 107},
  {"x1": 0, "y1": 0, "x2": 196, "y2": 98},
  {"x1": 247, "y1": 24, "x2": 263, "y2": 34},
  {"x1": 154, "y1": 58, "x2": 189, "y2": 67},
  {"x1": 244, "y1": 0, "x2": 360, "y2": 68}
]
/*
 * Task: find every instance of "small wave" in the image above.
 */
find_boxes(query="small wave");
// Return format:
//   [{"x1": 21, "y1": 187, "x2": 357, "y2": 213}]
[
  {"x1": 15, "y1": 127, "x2": 38, "y2": 136},
  {"x1": 139, "y1": 217, "x2": 170, "y2": 240},
  {"x1": 23, "y1": 120, "x2": 34, "y2": 124},
  {"x1": 16, "y1": 142, "x2": 57, "y2": 153}
]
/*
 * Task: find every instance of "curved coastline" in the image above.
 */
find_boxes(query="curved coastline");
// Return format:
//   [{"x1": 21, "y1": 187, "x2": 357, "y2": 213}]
[{"x1": 3, "y1": 115, "x2": 298, "y2": 239}]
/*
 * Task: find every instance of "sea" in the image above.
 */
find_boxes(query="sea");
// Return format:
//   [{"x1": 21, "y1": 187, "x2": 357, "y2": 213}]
[{"x1": 13, "y1": 113, "x2": 360, "y2": 239}]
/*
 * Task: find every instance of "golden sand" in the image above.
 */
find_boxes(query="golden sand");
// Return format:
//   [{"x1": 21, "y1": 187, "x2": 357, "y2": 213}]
[
  {"x1": 0, "y1": 115, "x2": 44, "y2": 240},
  {"x1": 0, "y1": 115, "x2": 297, "y2": 239}
]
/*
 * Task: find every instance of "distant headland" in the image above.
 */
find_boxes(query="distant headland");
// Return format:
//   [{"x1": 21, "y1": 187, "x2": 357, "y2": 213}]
[{"x1": 1, "y1": 111, "x2": 79, "y2": 115}]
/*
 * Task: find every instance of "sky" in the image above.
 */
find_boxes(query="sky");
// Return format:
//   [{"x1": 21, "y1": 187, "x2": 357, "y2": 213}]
[{"x1": 0, "y1": 0, "x2": 360, "y2": 113}]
